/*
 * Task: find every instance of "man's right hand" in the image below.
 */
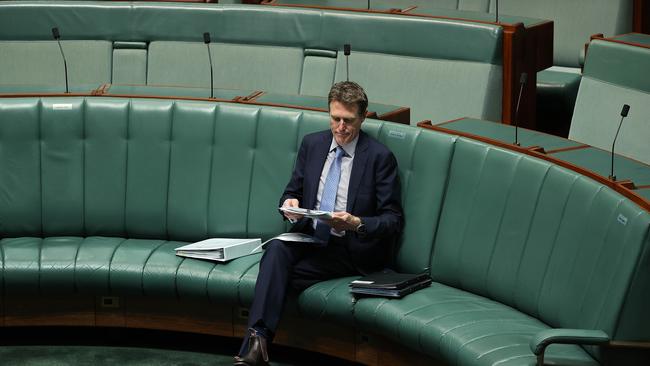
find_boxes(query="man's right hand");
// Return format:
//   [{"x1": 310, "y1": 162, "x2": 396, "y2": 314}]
[{"x1": 282, "y1": 198, "x2": 303, "y2": 221}]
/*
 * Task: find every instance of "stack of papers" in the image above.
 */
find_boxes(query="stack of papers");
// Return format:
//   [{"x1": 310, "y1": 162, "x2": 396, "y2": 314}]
[{"x1": 279, "y1": 207, "x2": 332, "y2": 219}]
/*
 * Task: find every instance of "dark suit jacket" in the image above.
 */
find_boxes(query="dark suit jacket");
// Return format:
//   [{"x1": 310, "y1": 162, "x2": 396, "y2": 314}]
[{"x1": 280, "y1": 129, "x2": 403, "y2": 273}]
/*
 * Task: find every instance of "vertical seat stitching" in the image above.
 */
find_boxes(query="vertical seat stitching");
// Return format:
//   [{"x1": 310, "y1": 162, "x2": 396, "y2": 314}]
[
  {"x1": 561, "y1": 183, "x2": 603, "y2": 323},
  {"x1": 124, "y1": 100, "x2": 131, "y2": 236},
  {"x1": 245, "y1": 109, "x2": 261, "y2": 237},
  {"x1": 107, "y1": 238, "x2": 130, "y2": 295},
  {"x1": 173, "y1": 256, "x2": 186, "y2": 301},
  {"x1": 535, "y1": 174, "x2": 579, "y2": 317},
  {"x1": 140, "y1": 240, "x2": 168, "y2": 297},
  {"x1": 457, "y1": 142, "x2": 490, "y2": 289},
  {"x1": 72, "y1": 236, "x2": 85, "y2": 293},
  {"x1": 588, "y1": 199, "x2": 630, "y2": 330},
  {"x1": 38, "y1": 98, "x2": 44, "y2": 236},
  {"x1": 82, "y1": 98, "x2": 87, "y2": 235},
  {"x1": 511, "y1": 165, "x2": 551, "y2": 309},
  {"x1": 609, "y1": 211, "x2": 649, "y2": 335},
  {"x1": 165, "y1": 101, "x2": 175, "y2": 240},
  {"x1": 205, "y1": 105, "x2": 218, "y2": 238},
  {"x1": 484, "y1": 155, "x2": 522, "y2": 296},
  {"x1": 37, "y1": 237, "x2": 43, "y2": 295}
]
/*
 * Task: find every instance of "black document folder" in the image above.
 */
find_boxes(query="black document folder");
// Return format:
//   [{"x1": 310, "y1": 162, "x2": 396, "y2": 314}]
[{"x1": 349, "y1": 271, "x2": 432, "y2": 298}]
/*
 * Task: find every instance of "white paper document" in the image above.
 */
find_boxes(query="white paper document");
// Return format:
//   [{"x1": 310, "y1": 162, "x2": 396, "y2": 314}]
[{"x1": 279, "y1": 207, "x2": 333, "y2": 219}]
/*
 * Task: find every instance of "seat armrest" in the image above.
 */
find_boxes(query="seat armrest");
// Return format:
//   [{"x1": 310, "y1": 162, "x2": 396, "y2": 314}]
[{"x1": 530, "y1": 329, "x2": 609, "y2": 366}]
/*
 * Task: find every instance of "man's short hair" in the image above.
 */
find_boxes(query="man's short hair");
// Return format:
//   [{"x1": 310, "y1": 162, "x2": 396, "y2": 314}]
[{"x1": 328, "y1": 81, "x2": 368, "y2": 118}]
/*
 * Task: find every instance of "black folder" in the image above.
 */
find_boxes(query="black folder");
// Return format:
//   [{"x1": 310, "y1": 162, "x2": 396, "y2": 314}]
[{"x1": 349, "y1": 271, "x2": 432, "y2": 298}]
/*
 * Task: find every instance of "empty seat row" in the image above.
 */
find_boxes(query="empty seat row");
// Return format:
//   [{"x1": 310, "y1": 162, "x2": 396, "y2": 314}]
[{"x1": 0, "y1": 1, "x2": 509, "y2": 124}]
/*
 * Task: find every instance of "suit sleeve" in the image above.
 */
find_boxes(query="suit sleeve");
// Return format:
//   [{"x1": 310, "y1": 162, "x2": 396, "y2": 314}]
[
  {"x1": 360, "y1": 150, "x2": 403, "y2": 239},
  {"x1": 279, "y1": 137, "x2": 308, "y2": 212}
]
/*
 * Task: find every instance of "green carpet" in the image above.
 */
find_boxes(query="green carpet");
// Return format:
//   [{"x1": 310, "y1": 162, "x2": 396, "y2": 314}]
[
  {"x1": 0, "y1": 345, "x2": 230, "y2": 366},
  {"x1": 0, "y1": 327, "x2": 361, "y2": 366}
]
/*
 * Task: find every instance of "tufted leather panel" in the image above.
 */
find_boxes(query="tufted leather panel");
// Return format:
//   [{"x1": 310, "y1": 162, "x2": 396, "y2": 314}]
[
  {"x1": 354, "y1": 282, "x2": 598, "y2": 366},
  {"x1": 429, "y1": 138, "x2": 650, "y2": 360},
  {"x1": 0, "y1": 97, "x2": 449, "y2": 306}
]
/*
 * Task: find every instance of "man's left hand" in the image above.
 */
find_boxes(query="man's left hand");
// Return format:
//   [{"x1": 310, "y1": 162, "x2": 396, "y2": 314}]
[{"x1": 329, "y1": 212, "x2": 362, "y2": 232}]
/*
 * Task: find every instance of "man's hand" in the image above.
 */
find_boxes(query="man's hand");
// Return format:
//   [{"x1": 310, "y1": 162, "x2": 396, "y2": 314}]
[
  {"x1": 329, "y1": 212, "x2": 361, "y2": 232},
  {"x1": 282, "y1": 198, "x2": 303, "y2": 221}
]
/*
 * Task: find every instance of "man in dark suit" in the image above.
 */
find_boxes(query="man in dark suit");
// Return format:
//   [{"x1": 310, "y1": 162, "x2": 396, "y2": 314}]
[{"x1": 234, "y1": 81, "x2": 403, "y2": 366}]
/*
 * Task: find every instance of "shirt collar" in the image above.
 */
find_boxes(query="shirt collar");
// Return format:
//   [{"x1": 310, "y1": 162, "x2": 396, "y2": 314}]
[{"x1": 329, "y1": 134, "x2": 359, "y2": 158}]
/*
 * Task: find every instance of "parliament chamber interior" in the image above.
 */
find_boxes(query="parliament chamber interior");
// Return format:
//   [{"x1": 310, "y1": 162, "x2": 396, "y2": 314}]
[{"x1": 0, "y1": 0, "x2": 649, "y2": 365}]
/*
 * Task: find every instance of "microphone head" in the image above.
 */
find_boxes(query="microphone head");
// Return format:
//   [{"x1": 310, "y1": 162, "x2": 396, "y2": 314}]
[
  {"x1": 344, "y1": 44, "x2": 351, "y2": 56},
  {"x1": 621, "y1": 104, "x2": 630, "y2": 117},
  {"x1": 51, "y1": 27, "x2": 60, "y2": 40},
  {"x1": 519, "y1": 72, "x2": 528, "y2": 84},
  {"x1": 203, "y1": 32, "x2": 211, "y2": 44}
]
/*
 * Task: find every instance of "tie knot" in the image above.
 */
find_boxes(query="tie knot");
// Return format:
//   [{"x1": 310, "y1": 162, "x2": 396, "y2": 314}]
[{"x1": 335, "y1": 146, "x2": 345, "y2": 159}]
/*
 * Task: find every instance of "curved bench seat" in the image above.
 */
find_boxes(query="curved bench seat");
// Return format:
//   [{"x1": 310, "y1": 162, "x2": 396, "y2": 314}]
[
  {"x1": 0, "y1": 236, "x2": 261, "y2": 305},
  {"x1": 354, "y1": 283, "x2": 597, "y2": 366},
  {"x1": 1, "y1": 96, "x2": 649, "y2": 365}
]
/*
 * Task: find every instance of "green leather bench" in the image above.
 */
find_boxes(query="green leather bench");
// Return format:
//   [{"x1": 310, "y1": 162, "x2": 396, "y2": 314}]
[
  {"x1": 271, "y1": 0, "x2": 635, "y2": 135},
  {"x1": 1, "y1": 96, "x2": 648, "y2": 365},
  {"x1": 0, "y1": 1, "x2": 504, "y2": 125},
  {"x1": 569, "y1": 34, "x2": 650, "y2": 166}
]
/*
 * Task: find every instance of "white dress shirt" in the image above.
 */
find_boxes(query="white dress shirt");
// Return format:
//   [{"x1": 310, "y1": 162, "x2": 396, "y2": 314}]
[{"x1": 313, "y1": 135, "x2": 359, "y2": 235}]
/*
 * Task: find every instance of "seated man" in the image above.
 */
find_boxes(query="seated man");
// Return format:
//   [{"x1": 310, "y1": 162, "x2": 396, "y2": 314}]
[{"x1": 234, "y1": 81, "x2": 404, "y2": 366}]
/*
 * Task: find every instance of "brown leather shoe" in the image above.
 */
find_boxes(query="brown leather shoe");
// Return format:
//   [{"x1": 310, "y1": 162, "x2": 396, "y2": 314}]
[{"x1": 233, "y1": 329, "x2": 269, "y2": 366}]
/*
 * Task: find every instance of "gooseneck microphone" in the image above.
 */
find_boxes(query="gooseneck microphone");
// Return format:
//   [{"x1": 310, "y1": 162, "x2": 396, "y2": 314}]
[
  {"x1": 51, "y1": 27, "x2": 69, "y2": 93},
  {"x1": 344, "y1": 44, "x2": 351, "y2": 82},
  {"x1": 609, "y1": 104, "x2": 630, "y2": 181},
  {"x1": 203, "y1": 32, "x2": 214, "y2": 99},
  {"x1": 495, "y1": 0, "x2": 500, "y2": 23},
  {"x1": 513, "y1": 72, "x2": 527, "y2": 146}
]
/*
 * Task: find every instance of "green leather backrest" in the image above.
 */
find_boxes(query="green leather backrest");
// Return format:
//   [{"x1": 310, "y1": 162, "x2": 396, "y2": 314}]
[
  {"x1": 322, "y1": 0, "x2": 632, "y2": 67},
  {"x1": 332, "y1": 50, "x2": 503, "y2": 123},
  {"x1": 0, "y1": 41, "x2": 112, "y2": 87},
  {"x1": 495, "y1": 0, "x2": 632, "y2": 67},
  {"x1": 0, "y1": 2, "x2": 503, "y2": 125},
  {"x1": 431, "y1": 137, "x2": 650, "y2": 346},
  {"x1": 0, "y1": 98, "x2": 449, "y2": 273},
  {"x1": 147, "y1": 41, "x2": 304, "y2": 93},
  {"x1": 112, "y1": 42, "x2": 148, "y2": 85},
  {"x1": 569, "y1": 39, "x2": 650, "y2": 165}
]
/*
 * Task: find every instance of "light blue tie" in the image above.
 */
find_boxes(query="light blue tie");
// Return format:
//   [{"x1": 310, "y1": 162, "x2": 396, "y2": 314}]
[{"x1": 314, "y1": 146, "x2": 345, "y2": 242}]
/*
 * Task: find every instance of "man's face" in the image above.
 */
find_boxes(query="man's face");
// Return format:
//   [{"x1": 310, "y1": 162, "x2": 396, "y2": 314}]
[{"x1": 329, "y1": 100, "x2": 364, "y2": 146}]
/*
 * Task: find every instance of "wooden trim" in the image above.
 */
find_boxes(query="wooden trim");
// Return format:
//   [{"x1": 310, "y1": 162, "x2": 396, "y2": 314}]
[
  {"x1": 399, "y1": 6, "x2": 418, "y2": 14},
  {"x1": 265, "y1": 3, "x2": 518, "y2": 27},
  {"x1": 545, "y1": 145, "x2": 590, "y2": 154},
  {"x1": 377, "y1": 107, "x2": 410, "y2": 125},
  {"x1": 434, "y1": 117, "x2": 467, "y2": 127},
  {"x1": 592, "y1": 33, "x2": 650, "y2": 50},
  {"x1": 91, "y1": 83, "x2": 110, "y2": 96},
  {"x1": 608, "y1": 340, "x2": 650, "y2": 349},
  {"x1": 634, "y1": 0, "x2": 650, "y2": 33},
  {"x1": 240, "y1": 90, "x2": 265, "y2": 102},
  {"x1": 417, "y1": 120, "x2": 650, "y2": 211},
  {"x1": 500, "y1": 23, "x2": 526, "y2": 126},
  {"x1": 2, "y1": 295, "x2": 436, "y2": 366},
  {"x1": 0, "y1": 92, "x2": 408, "y2": 124},
  {"x1": 637, "y1": 185, "x2": 650, "y2": 190}
]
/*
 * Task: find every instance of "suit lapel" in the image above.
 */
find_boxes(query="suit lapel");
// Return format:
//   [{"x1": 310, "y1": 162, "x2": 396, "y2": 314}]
[
  {"x1": 305, "y1": 131, "x2": 332, "y2": 209},
  {"x1": 346, "y1": 132, "x2": 369, "y2": 212}
]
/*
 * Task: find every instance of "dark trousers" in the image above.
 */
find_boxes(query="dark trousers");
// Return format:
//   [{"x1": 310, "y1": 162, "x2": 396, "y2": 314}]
[{"x1": 239, "y1": 237, "x2": 358, "y2": 355}]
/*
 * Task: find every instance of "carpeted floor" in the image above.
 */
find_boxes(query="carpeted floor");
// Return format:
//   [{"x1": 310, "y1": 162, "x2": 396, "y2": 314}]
[
  {"x1": 0, "y1": 327, "x2": 362, "y2": 366},
  {"x1": 0, "y1": 345, "x2": 231, "y2": 366}
]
